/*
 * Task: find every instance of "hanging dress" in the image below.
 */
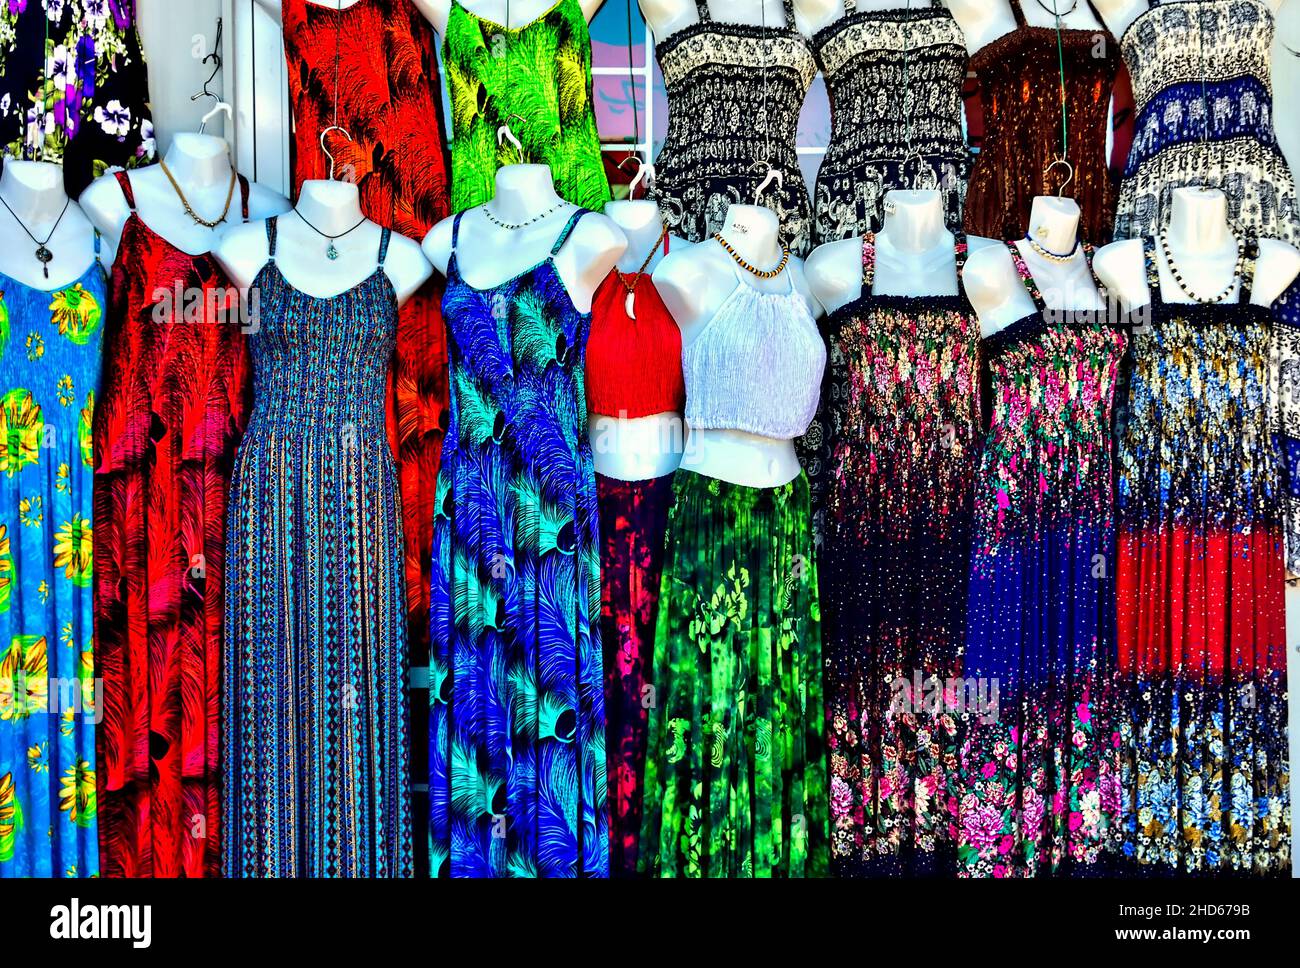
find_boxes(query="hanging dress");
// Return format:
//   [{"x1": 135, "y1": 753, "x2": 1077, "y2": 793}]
[
  {"x1": 963, "y1": 1, "x2": 1119, "y2": 244},
  {"x1": 0, "y1": 235, "x2": 104, "y2": 878},
  {"x1": 282, "y1": 1, "x2": 452, "y2": 805},
  {"x1": 1116, "y1": 235, "x2": 1290, "y2": 876},
  {"x1": 649, "y1": 0, "x2": 818, "y2": 255},
  {"x1": 442, "y1": 0, "x2": 610, "y2": 212},
  {"x1": 821, "y1": 233, "x2": 980, "y2": 877},
  {"x1": 638, "y1": 261, "x2": 828, "y2": 878},
  {"x1": 94, "y1": 170, "x2": 253, "y2": 879},
  {"x1": 810, "y1": 0, "x2": 969, "y2": 243},
  {"x1": 586, "y1": 263, "x2": 685, "y2": 876},
  {"x1": 429, "y1": 209, "x2": 606, "y2": 878},
  {"x1": 222, "y1": 219, "x2": 410, "y2": 878},
  {"x1": 0, "y1": 0, "x2": 155, "y2": 195},
  {"x1": 959, "y1": 244, "x2": 1127, "y2": 877},
  {"x1": 1113, "y1": 0, "x2": 1299, "y2": 245}
]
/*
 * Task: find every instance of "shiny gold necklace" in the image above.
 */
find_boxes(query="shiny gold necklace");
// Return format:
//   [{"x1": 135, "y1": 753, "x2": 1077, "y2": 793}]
[
  {"x1": 160, "y1": 158, "x2": 237, "y2": 229},
  {"x1": 712, "y1": 232, "x2": 790, "y2": 280}
]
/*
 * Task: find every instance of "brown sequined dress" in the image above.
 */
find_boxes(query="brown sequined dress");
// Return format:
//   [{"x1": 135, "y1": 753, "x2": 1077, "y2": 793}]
[{"x1": 963, "y1": 1, "x2": 1118, "y2": 243}]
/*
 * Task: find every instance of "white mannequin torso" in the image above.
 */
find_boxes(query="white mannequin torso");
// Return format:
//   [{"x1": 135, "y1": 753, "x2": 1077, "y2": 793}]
[
  {"x1": 423, "y1": 164, "x2": 627, "y2": 313},
  {"x1": 80, "y1": 132, "x2": 290, "y2": 266},
  {"x1": 652, "y1": 203, "x2": 823, "y2": 489},
  {"x1": 253, "y1": 0, "x2": 605, "y2": 34},
  {"x1": 1093, "y1": 186, "x2": 1300, "y2": 311},
  {"x1": 804, "y1": 189, "x2": 998, "y2": 312},
  {"x1": 0, "y1": 160, "x2": 98, "y2": 290},
  {"x1": 213, "y1": 180, "x2": 433, "y2": 307},
  {"x1": 1092, "y1": 0, "x2": 1285, "y2": 46},
  {"x1": 965, "y1": 195, "x2": 1108, "y2": 337},
  {"x1": 640, "y1": 0, "x2": 820, "y2": 40},
  {"x1": 590, "y1": 198, "x2": 688, "y2": 482},
  {"x1": 947, "y1": 0, "x2": 1105, "y2": 56}
]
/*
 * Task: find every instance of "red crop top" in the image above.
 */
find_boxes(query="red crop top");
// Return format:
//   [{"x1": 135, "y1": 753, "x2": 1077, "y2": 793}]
[{"x1": 586, "y1": 270, "x2": 686, "y2": 419}]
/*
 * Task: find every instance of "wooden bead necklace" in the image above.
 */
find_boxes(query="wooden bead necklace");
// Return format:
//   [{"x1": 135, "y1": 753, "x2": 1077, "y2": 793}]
[
  {"x1": 1158, "y1": 229, "x2": 1245, "y2": 305},
  {"x1": 712, "y1": 232, "x2": 790, "y2": 280}
]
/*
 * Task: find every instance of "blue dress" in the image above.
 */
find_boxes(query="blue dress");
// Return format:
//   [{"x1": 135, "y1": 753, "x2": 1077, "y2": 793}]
[
  {"x1": 429, "y1": 209, "x2": 606, "y2": 877},
  {"x1": 222, "y1": 219, "x2": 411, "y2": 877},
  {"x1": 0, "y1": 240, "x2": 104, "y2": 878}
]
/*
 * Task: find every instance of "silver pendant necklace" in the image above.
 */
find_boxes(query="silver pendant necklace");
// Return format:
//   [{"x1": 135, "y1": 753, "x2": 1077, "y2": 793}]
[
  {"x1": 296, "y1": 209, "x2": 368, "y2": 260},
  {"x1": 0, "y1": 195, "x2": 72, "y2": 279}
]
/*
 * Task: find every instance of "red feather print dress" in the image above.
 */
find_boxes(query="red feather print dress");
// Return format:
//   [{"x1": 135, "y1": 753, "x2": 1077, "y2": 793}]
[
  {"x1": 94, "y1": 172, "x2": 254, "y2": 877},
  {"x1": 281, "y1": 0, "x2": 452, "y2": 775}
]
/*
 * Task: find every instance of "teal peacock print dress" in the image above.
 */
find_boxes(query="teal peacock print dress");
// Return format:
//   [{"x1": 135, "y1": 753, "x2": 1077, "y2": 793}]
[
  {"x1": 0, "y1": 242, "x2": 103, "y2": 878},
  {"x1": 442, "y1": 0, "x2": 610, "y2": 213},
  {"x1": 429, "y1": 209, "x2": 606, "y2": 877}
]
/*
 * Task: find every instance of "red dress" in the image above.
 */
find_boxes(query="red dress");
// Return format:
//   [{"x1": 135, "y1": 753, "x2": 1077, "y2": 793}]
[
  {"x1": 282, "y1": 0, "x2": 452, "y2": 695},
  {"x1": 95, "y1": 171, "x2": 253, "y2": 878}
]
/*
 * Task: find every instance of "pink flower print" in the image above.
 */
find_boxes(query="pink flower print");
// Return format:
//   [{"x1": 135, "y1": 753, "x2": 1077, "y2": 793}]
[
  {"x1": 1075, "y1": 702, "x2": 1090, "y2": 725},
  {"x1": 993, "y1": 863, "x2": 1008, "y2": 878},
  {"x1": 1072, "y1": 729, "x2": 1087, "y2": 749},
  {"x1": 981, "y1": 760, "x2": 998, "y2": 779},
  {"x1": 962, "y1": 803, "x2": 1005, "y2": 853},
  {"x1": 1038, "y1": 472, "x2": 1048, "y2": 494},
  {"x1": 996, "y1": 489, "x2": 1010, "y2": 511},
  {"x1": 1069, "y1": 812, "x2": 1084, "y2": 832},
  {"x1": 998, "y1": 834, "x2": 1014, "y2": 855},
  {"x1": 1021, "y1": 788, "x2": 1046, "y2": 833},
  {"x1": 830, "y1": 776, "x2": 853, "y2": 819},
  {"x1": 1053, "y1": 790, "x2": 1066, "y2": 815}
]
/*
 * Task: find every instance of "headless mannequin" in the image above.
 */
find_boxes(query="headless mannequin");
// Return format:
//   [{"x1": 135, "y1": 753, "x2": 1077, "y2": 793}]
[
  {"x1": 804, "y1": 189, "x2": 998, "y2": 312},
  {"x1": 965, "y1": 195, "x2": 1107, "y2": 337},
  {"x1": 80, "y1": 131, "x2": 290, "y2": 265},
  {"x1": 253, "y1": 0, "x2": 605, "y2": 34},
  {"x1": 0, "y1": 160, "x2": 97, "y2": 290},
  {"x1": 214, "y1": 179, "x2": 433, "y2": 307},
  {"x1": 640, "y1": 0, "x2": 821, "y2": 39},
  {"x1": 947, "y1": 0, "x2": 1104, "y2": 55},
  {"x1": 652, "y1": 203, "x2": 823, "y2": 489},
  {"x1": 1092, "y1": 0, "x2": 1285, "y2": 45},
  {"x1": 590, "y1": 198, "x2": 688, "y2": 482},
  {"x1": 423, "y1": 163, "x2": 627, "y2": 312},
  {"x1": 1093, "y1": 186, "x2": 1300, "y2": 311}
]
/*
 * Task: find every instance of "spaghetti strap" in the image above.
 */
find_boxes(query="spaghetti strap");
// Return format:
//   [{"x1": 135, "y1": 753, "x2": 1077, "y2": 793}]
[
  {"x1": 694, "y1": 0, "x2": 711, "y2": 22},
  {"x1": 377, "y1": 227, "x2": 392, "y2": 267},
  {"x1": 1005, "y1": 240, "x2": 1048, "y2": 314},
  {"x1": 780, "y1": 0, "x2": 795, "y2": 29},
  {"x1": 1239, "y1": 234, "x2": 1258, "y2": 305},
  {"x1": 1009, "y1": 0, "x2": 1027, "y2": 28},
  {"x1": 114, "y1": 170, "x2": 137, "y2": 210},
  {"x1": 954, "y1": 230, "x2": 969, "y2": 295},
  {"x1": 93, "y1": 229, "x2": 103, "y2": 266},
  {"x1": 861, "y1": 232, "x2": 876, "y2": 295},
  {"x1": 238, "y1": 175, "x2": 252, "y2": 223},
  {"x1": 451, "y1": 212, "x2": 465, "y2": 254},
  {"x1": 550, "y1": 209, "x2": 589, "y2": 257},
  {"x1": 266, "y1": 217, "x2": 279, "y2": 260},
  {"x1": 1140, "y1": 236, "x2": 1164, "y2": 307},
  {"x1": 844, "y1": 0, "x2": 855, "y2": 13}
]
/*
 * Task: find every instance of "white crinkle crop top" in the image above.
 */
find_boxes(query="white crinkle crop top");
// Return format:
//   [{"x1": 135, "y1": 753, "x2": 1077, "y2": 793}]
[{"x1": 682, "y1": 263, "x2": 826, "y2": 440}]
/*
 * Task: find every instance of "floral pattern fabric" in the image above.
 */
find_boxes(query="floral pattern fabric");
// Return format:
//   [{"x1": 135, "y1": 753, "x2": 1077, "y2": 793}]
[
  {"x1": 1115, "y1": 236, "x2": 1290, "y2": 876},
  {"x1": 429, "y1": 210, "x2": 606, "y2": 877},
  {"x1": 0, "y1": 248, "x2": 103, "y2": 877},
  {"x1": 0, "y1": 0, "x2": 155, "y2": 196},
  {"x1": 820, "y1": 234, "x2": 979, "y2": 876},
  {"x1": 959, "y1": 244, "x2": 1127, "y2": 876},
  {"x1": 639, "y1": 471, "x2": 828, "y2": 877},
  {"x1": 443, "y1": 0, "x2": 609, "y2": 213}
]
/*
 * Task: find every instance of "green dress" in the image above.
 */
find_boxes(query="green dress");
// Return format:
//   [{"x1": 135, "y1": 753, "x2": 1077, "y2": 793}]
[{"x1": 444, "y1": 0, "x2": 611, "y2": 212}]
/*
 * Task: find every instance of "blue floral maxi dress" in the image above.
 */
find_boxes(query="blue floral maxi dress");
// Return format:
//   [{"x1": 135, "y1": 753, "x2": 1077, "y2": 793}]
[
  {"x1": 429, "y1": 210, "x2": 606, "y2": 877},
  {"x1": 959, "y1": 245, "x2": 1127, "y2": 877},
  {"x1": 222, "y1": 221, "x2": 411, "y2": 877},
  {"x1": 0, "y1": 242, "x2": 104, "y2": 877}
]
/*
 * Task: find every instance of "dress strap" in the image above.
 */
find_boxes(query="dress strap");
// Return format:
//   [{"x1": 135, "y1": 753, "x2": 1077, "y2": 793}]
[
  {"x1": 860, "y1": 232, "x2": 876, "y2": 294},
  {"x1": 451, "y1": 212, "x2": 465, "y2": 253},
  {"x1": 92, "y1": 228, "x2": 102, "y2": 266},
  {"x1": 844, "y1": 0, "x2": 855, "y2": 13},
  {"x1": 238, "y1": 174, "x2": 251, "y2": 223},
  {"x1": 1140, "y1": 236, "x2": 1163, "y2": 306},
  {"x1": 695, "y1": 1, "x2": 711, "y2": 22},
  {"x1": 1009, "y1": 0, "x2": 1027, "y2": 27},
  {"x1": 1005, "y1": 241, "x2": 1048, "y2": 313},
  {"x1": 780, "y1": 0, "x2": 796, "y2": 29},
  {"x1": 266, "y1": 216, "x2": 279, "y2": 260},
  {"x1": 114, "y1": 170, "x2": 137, "y2": 210},
  {"x1": 954, "y1": 230, "x2": 969, "y2": 295},
  {"x1": 550, "y1": 208, "x2": 589, "y2": 257},
  {"x1": 1239, "y1": 233, "x2": 1258, "y2": 305},
  {"x1": 378, "y1": 227, "x2": 392, "y2": 267}
]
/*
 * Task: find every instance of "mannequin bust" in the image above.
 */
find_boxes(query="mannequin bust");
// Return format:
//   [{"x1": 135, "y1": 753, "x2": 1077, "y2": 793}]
[
  {"x1": 1093, "y1": 186, "x2": 1300, "y2": 311},
  {"x1": 640, "y1": 0, "x2": 821, "y2": 40},
  {"x1": 213, "y1": 178, "x2": 433, "y2": 307},
  {"x1": 652, "y1": 202, "x2": 824, "y2": 489},
  {"x1": 0, "y1": 160, "x2": 98, "y2": 290},
  {"x1": 947, "y1": 0, "x2": 1103, "y2": 55},
  {"x1": 253, "y1": 0, "x2": 605, "y2": 34},
  {"x1": 804, "y1": 189, "x2": 998, "y2": 313},
  {"x1": 1092, "y1": 0, "x2": 1285, "y2": 45},
  {"x1": 423, "y1": 163, "x2": 627, "y2": 313},
  {"x1": 80, "y1": 131, "x2": 290, "y2": 265},
  {"x1": 590, "y1": 198, "x2": 688, "y2": 481},
  {"x1": 965, "y1": 195, "x2": 1107, "y2": 337}
]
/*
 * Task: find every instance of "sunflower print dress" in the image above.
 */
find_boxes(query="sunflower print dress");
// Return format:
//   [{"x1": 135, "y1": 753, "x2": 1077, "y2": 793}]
[
  {"x1": 442, "y1": 0, "x2": 610, "y2": 212},
  {"x1": 0, "y1": 239, "x2": 104, "y2": 878}
]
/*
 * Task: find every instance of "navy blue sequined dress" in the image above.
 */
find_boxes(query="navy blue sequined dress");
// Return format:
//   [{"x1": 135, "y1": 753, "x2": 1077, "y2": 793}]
[{"x1": 222, "y1": 218, "x2": 412, "y2": 877}]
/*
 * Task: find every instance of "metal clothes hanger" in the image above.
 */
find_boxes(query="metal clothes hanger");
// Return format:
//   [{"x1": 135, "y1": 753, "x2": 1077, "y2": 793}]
[
  {"x1": 320, "y1": 125, "x2": 354, "y2": 181},
  {"x1": 191, "y1": 18, "x2": 233, "y2": 135}
]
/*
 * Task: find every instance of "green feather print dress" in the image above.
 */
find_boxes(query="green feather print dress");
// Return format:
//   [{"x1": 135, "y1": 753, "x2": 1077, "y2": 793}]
[{"x1": 444, "y1": 0, "x2": 611, "y2": 212}]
